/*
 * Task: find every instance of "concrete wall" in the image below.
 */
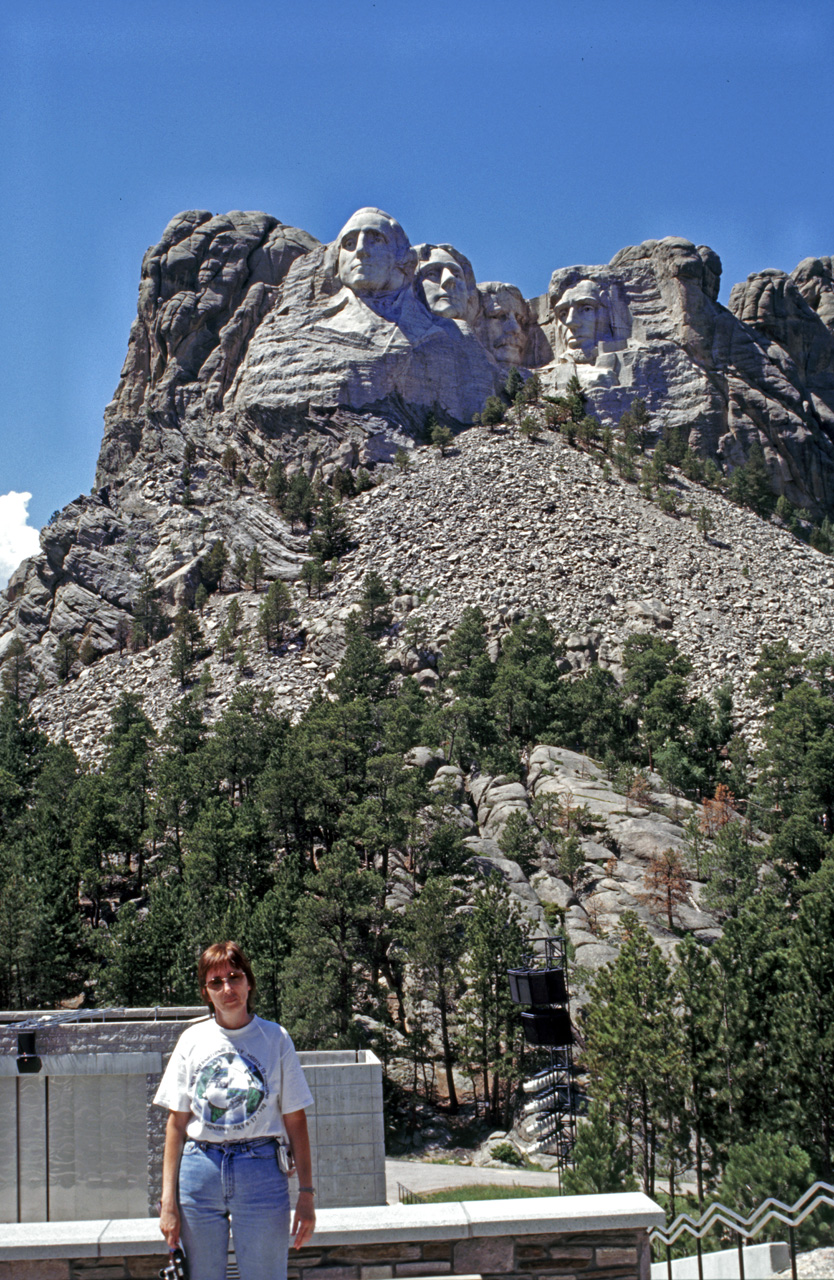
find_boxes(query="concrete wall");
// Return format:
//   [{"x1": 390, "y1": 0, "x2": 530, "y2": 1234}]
[
  {"x1": 0, "y1": 1013, "x2": 385, "y2": 1220},
  {"x1": 650, "y1": 1241, "x2": 790, "y2": 1280},
  {"x1": 298, "y1": 1051, "x2": 386, "y2": 1209},
  {"x1": 0, "y1": 1011, "x2": 195, "y2": 1224}
]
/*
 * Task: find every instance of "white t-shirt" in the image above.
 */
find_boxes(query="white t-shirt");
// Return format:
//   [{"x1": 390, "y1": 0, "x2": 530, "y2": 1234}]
[{"x1": 153, "y1": 1015, "x2": 314, "y2": 1143}]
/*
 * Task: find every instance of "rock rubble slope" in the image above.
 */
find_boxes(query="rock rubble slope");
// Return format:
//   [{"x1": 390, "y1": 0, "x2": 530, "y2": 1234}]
[{"x1": 27, "y1": 424, "x2": 834, "y2": 758}]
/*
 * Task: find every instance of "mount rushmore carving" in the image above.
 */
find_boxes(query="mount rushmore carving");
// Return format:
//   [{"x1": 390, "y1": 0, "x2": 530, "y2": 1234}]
[
  {"x1": 3, "y1": 203, "x2": 834, "y2": 684},
  {"x1": 100, "y1": 204, "x2": 834, "y2": 514}
]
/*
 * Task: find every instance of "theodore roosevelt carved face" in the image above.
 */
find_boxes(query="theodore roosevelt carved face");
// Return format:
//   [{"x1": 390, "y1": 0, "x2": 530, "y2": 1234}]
[
  {"x1": 335, "y1": 208, "x2": 414, "y2": 297},
  {"x1": 479, "y1": 282, "x2": 531, "y2": 365}
]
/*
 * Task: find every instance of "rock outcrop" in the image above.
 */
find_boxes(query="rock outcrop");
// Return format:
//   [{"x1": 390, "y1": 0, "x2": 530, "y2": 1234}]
[
  {"x1": 2, "y1": 203, "x2": 834, "y2": 687},
  {"x1": 539, "y1": 238, "x2": 834, "y2": 514}
]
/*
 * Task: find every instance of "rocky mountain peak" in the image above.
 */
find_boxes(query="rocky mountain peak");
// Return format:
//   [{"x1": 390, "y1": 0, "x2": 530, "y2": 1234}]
[{"x1": 2, "y1": 206, "x2": 834, "y2": 702}]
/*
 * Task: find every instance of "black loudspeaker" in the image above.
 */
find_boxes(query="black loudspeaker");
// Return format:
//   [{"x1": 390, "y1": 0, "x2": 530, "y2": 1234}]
[
  {"x1": 520, "y1": 1008, "x2": 573, "y2": 1047},
  {"x1": 17, "y1": 1031, "x2": 42, "y2": 1074},
  {"x1": 508, "y1": 967, "x2": 568, "y2": 1006}
]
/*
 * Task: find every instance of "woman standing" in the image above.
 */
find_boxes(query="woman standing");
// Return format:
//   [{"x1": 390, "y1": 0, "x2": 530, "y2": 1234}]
[{"x1": 155, "y1": 941, "x2": 316, "y2": 1280}]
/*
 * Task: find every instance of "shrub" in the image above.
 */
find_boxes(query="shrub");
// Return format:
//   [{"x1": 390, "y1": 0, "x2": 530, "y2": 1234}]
[{"x1": 490, "y1": 1142, "x2": 524, "y2": 1167}]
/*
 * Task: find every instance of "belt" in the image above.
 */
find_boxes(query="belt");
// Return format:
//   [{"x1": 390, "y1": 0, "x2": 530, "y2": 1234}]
[{"x1": 192, "y1": 1137, "x2": 278, "y2": 1153}]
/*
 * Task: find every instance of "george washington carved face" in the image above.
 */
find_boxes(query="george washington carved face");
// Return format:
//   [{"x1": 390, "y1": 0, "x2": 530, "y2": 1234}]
[{"x1": 335, "y1": 208, "x2": 414, "y2": 297}]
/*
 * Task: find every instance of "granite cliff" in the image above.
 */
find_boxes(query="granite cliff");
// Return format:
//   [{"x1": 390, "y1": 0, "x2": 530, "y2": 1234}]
[{"x1": 2, "y1": 205, "x2": 834, "y2": 693}]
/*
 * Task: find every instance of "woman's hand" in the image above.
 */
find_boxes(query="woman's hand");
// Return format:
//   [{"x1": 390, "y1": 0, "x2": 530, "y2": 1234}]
[
  {"x1": 292, "y1": 1189, "x2": 316, "y2": 1249},
  {"x1": 159, "y1": 1201, "x2": 181, "y2": 1248},
  {"x1": 159, "y1": 1110, "x2": 189, "y2": 1249},
  {"x1": 284, "y1": 1109, "x2": 316, "y2": 1249}
]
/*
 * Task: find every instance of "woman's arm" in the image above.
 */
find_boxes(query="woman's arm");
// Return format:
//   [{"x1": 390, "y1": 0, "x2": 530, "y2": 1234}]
[
  {"x1": 283, "y1": 1108, "x2": 316, "y2": 1249},
  {"x1": 159, "y1": 1110, "x2": 191, "y2": 1247}
]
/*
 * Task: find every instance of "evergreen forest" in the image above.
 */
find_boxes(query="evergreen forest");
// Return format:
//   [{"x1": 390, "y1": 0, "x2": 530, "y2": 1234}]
[{"x1": 1, "y1": 605, "x2": 833, "y2": 1222}]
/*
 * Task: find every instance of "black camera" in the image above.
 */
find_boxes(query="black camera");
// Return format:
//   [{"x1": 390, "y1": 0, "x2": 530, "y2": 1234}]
[{"x1": 159, "y1": 1246, "x2": 189, "y2": 1280}]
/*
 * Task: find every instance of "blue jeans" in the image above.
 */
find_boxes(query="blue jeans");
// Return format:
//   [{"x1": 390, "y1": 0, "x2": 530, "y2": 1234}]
[{"x1": 178, "y1": 1139, "x2": 291, "y2": 1280}]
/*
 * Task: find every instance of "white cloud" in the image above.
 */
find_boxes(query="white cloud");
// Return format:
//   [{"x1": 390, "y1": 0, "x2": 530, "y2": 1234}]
[{"x1": 0, "y1": 492, "x2": 41, "y2": 590}]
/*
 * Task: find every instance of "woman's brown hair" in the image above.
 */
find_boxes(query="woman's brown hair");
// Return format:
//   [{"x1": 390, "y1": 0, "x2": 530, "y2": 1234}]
[{"x1": 197, "y1": 941, "x2": 257, "y2": 1015}]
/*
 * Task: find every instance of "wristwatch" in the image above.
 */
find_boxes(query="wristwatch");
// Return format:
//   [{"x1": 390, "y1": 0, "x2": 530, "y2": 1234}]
[{"x1": 298, "y1": 1186, "x2": 316, "y2": 1195}]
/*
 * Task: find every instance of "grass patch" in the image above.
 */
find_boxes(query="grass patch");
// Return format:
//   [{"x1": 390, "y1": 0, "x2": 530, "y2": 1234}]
[{"x1": 420, "y1": 1184, "x2": 561, "y2": 1202}]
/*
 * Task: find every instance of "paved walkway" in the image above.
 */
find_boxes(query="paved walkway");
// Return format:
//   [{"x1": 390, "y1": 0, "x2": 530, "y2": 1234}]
[{"x1": 386, "y1": 1158, "x2": 562, "y2": 1203}]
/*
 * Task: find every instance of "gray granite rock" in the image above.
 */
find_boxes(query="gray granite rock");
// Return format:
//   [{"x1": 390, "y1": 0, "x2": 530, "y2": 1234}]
[{"x1": 537, "y1": 236, "x2": 834, "y2": 515}]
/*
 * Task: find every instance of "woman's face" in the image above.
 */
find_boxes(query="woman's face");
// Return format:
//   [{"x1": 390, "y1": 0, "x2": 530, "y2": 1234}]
[{"x1": 204, "y1": 962, "x2": 252, "y2": 1026}]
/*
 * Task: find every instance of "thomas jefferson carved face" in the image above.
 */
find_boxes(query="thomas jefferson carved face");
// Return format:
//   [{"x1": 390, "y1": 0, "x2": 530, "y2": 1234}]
[
  {"x1": 553, "y1": 281, "x2": 604, "y2": 358},
  {"x1": 480, "y1": 283, "x2": 530, "y2": 365},
  {"x1": 416, "y1": 248, "x2": 471, "y2": 320},
  {"x1": 335, "y1": 208, "x2": 412, "y2": 297}
]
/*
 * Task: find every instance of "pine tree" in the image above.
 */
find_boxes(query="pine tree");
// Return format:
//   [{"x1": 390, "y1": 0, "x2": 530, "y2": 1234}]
[
  {"x1": 562, "y1": 1102, "x2": 638, "y2": 1195},
  {"x1": 309, "y1": 488, "x2": 350, "y2": 560},
  {"x1": 283, "y1": 472, "x2": 315, "y2": 529},
  {"x1": 103, "y1": 692, "x2": 157, "y2": 888},
  {"x1": 55, "y1": 634, "x2": 78, "y2": 683},
  {"x1": 497, "y1": 811, "x2": 540, "y2": 877},
  {"x1": 246, "y1": 546, "x2": 264, "y2": 592},
  {"x1": 202, "y1": 540, "x2": 229, "y2": 593},
  {"x1": 221, "y1": 445, "x2": 239, "y2": 479},
  {"x1": 641, "y1": 847, "x2": 689, "y2": 928},
  {"x1": 360, "y1": 571, "x2": 391, "y2": 631},
  {"x1": 231, "y1": 548, "x2": 248, "y2": 590},
  {"x1": 778, "y1": 860, "x2": 834, "y2": 1175},
  {"x1": 583, "y1": 912, "x2": 680, "y2": 1195},
  {"x1": 729, "y1": 441, "x2": 775, "y2": 517},
  {"x1": 258, "y1": 580, "x2": 295, "y2": 651},
  {"x1": 431, "y1": 422, "x2": 453, "y2": 456},
  {"x1": 300, "y1": 559, "x2": 329, "y2": 597},
  {"x1": 504, "y1": 366, "x2": 523, "y2": 402},
  {"x1": 170, "y1": 605, "x2": 206, "y2": 687},
  {"x1": 672, "y1": 935, "x2": 725, "y2": 1207},
  {"x1": 331, "y1": 620, "x2": 392, "y2": 703},
  {"x1": 480, "y1": 396, "x2": 505, "y2": 429},
  {"x1": 458, "y1": 873, "x2": 528, "y2": 1122},
  {"x1": 263, "y1": 459, "x2": 286, "y2": 504},
  {"x1": 701, "y1": 821, "x2": 760, "y2": 918},
  {"x1": 331, "y1": 467, "x2": 355, "y2": 500},
  {"x1": 631, "y1": 396, "x2": 651, "y2": 449},
  {"x1": 403, "y1": 875, "x2": 464, "y2": 1112},
  {"x1": 280, "y1": 844, "x2": 385, "y2": 1048},
  {"x1": 1, "y1": 638, "x2": 33, "y2": 701}
]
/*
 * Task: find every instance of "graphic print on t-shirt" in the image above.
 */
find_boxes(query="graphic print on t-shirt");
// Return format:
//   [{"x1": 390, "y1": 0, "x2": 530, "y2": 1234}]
[{"x1": 193, "y1": 1050, "x2": 267, "y2": 1129}]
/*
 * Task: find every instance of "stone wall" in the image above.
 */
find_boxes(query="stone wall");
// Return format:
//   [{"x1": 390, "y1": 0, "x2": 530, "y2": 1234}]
[
  {"x1": 283, "y1": 1227, "x2": 651, "y2": 1280},
  {"x1": 41, "y1": 1229, "x2": 650, "y2": 1280},
  {"x1": 0, "y1": 1194, "x2": 664, "y2": 1280}
]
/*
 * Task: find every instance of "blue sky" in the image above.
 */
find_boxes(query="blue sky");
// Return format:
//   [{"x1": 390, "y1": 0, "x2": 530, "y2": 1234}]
[{"x1": 1, "y1": 0, "x2": 833, "y2": 581}]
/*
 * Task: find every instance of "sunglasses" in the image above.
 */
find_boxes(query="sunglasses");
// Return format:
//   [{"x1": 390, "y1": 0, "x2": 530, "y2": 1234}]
[{"x1": 205, "y1": 972, "x2": 247, "y2": 990}]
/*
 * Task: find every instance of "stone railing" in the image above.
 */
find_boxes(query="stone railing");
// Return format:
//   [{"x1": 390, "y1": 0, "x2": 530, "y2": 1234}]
[{"x1": 0, "y1": 1192, "x2": 663, "y2": 1280}]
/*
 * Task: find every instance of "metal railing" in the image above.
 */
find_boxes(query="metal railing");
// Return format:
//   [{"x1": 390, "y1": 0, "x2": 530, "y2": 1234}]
[
  {"x1": 398, "y1": 1181, "x2": 426, "y2": 1205},
  {"x1": 650, "y1": 1180, "x2": 834, "y2": 1280}
]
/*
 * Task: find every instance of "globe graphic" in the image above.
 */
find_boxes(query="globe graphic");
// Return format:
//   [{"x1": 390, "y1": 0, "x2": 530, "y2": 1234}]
[{"x1": 194, "y1": 1051, "x2": 266, "y2": 1128}]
